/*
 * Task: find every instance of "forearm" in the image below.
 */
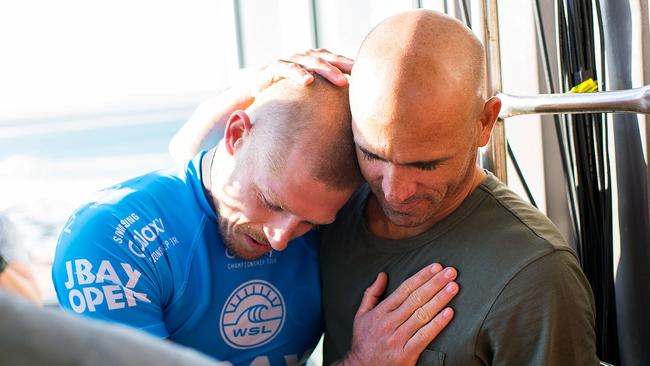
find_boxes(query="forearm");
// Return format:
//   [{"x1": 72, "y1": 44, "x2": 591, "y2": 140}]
[
  {"x1": 0, "y1": 263, "x2": 41, "y2": 305},
  {"x1": 169, "y1": 84, "x2": 253, "y2": 164}
]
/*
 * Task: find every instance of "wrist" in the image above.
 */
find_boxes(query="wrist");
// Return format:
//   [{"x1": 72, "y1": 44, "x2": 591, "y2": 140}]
[{"x1": 336, "y1": 350, "x2": 364, "y2": 366}]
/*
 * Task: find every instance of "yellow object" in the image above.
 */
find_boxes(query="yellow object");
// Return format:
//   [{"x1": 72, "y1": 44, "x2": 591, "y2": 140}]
[{"x1": 569, "y1": 78, "x2": 598, "y2": 93}]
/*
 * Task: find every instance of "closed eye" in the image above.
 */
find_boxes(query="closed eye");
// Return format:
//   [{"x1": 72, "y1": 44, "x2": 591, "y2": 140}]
[
  {"x1": 411, "y1": 162, "x2": 439, "y2": 171},
  {"x1": 257, "y1": 191, "x2": 283, "y2": 212},
  {"x1": 360, "y1": 149, "x2": 379, "y2": 161}
]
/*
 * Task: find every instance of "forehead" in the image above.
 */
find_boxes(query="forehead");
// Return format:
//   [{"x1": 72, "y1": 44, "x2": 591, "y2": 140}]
[
  {"x1": 351, "y1": 104, "x2": 470, "y2": 164},
  {"x1": 350, "y1": 77, "x2": 475, "y2": 158}
]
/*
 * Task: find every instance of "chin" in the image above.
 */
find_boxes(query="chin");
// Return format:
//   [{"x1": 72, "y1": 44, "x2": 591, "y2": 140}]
[
  {"x1": 385, "y1": 214, "x2": 429, "y2": 228},
  {"x1": 382, "y1": 204, "x2": 440, "y2": 228},
  {"x1": 225, "y1": 238, "x2": 270, "y2": 261}
]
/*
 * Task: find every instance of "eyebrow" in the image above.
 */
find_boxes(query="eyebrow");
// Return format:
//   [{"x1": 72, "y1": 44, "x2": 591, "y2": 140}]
[
  {"x1": 261, "y1": 188, "x2": 334, "y2": 226},
  {"x1": 356, "y1": 143, "x2": 451, "y2": 169}
]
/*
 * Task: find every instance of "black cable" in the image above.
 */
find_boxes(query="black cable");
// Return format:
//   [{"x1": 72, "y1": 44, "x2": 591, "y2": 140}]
[
  {"x1": 459, "y1": 0, "x2": 471, "y2": 29},
  {"x1": 555, "y1": 0, "x2": 618, "y2": 362},
  {"x1": 507, "y1": 142, "x2": 538, "y2": 208}
]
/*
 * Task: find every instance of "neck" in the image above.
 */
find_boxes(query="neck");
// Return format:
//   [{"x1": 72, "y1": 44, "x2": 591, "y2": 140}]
[
  {"x1": 202, "y1": 142, "x2": 233, "y2": 210},
  {"x1": 366, "y1": 165, "x2": 487, "y2": 240}
]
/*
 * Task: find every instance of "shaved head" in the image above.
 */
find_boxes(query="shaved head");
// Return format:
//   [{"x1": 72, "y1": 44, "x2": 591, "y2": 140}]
[
  {"x1": 352, "y1": 9, "x2": 486, "y2": 137},
  {"x1": 244, "y1": 74, "x2": 362, "y2": 190},
  {"x1": 349, "y1": 10, "x2": 501, "y2": 237}
]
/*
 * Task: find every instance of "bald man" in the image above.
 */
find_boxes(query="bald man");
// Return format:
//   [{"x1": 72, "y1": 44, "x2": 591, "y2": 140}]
[
  {"x1": 320, "y1": 10, "x2": 598, "y2": 365},
  {"x1": 53, "y1": 74, "x2": 458, "y2": 365}
]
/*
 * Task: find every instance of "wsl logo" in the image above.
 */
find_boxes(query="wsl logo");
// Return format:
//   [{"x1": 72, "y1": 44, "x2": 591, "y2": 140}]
[{"x1": 220, "y1": 280, "x2": 285, "y2": 349}]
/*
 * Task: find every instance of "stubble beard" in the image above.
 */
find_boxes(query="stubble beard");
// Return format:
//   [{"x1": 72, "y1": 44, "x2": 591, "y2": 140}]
[
  {"x1": 216, "y1": 214, "x2": 271, "y2": 261},
  {"x1": 375, "y1": 191, "x2": 443, "y2": 228}
]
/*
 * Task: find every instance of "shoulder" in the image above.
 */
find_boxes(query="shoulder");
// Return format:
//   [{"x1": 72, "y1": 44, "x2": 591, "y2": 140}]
[
  {"x1": 472, "y1": 174, "x2": 574, "y2": 261},
  {"x1": 56, "y1": 169, "x2": 189, "y2": 252},
  {"x1": 496, "y1": 249, "x2": 593, "y2": 305},
  {"x1": 53, "y1": 167, "x2": 208, "y2": 302}
]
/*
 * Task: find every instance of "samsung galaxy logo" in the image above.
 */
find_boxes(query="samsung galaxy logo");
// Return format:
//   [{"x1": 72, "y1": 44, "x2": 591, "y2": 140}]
[{"x1": 113, "y1": 216, "x2": 165, "y2": 258}]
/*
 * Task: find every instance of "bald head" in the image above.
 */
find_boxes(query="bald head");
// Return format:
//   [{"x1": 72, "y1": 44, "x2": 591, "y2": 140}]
[
  {"x1": 244, "y1": 74, "x2": 361, "y2": 190},
  {"x1": 351, "y1": 10, "x2": 486, "y2": 135}
]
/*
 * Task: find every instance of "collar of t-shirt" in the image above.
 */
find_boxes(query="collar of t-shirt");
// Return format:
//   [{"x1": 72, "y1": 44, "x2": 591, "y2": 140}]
[{"x1": 355, "y1": 172, "x2": 500, "y2": 254}]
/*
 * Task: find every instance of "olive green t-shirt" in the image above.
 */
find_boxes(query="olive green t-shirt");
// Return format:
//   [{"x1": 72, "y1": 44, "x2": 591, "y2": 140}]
[{"x1": 320, "y1": 173, "x2": 598, "y2": 366}]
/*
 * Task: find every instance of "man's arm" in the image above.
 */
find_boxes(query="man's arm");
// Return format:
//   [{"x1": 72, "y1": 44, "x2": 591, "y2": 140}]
[
  {"x1": 52, "y1": 209, "x2": 169, "y2": 337},
  {"x1": 169, "y1": 49, "x2": 353, "y2": 164},
  {"x1": 0, "y1": 290, "x2": 222, "y2": 366},
  {"x1": 0, "y1": 258, "x2": 41, "y2": 305},
  {"x1": 476, "y1": 250, "x2": 598, "y2": 365},
  {"x1": 340, "y1": 263, "x2": 459, "y2": 366}
]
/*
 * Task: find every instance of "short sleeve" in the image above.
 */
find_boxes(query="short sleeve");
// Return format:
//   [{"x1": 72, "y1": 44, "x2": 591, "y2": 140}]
[
  {"x1": 476, "y1": 250, "x2": 599, "y2": 366},
  {"x1": 52, "y1": 207, "x2": 169, "y2": 338}
]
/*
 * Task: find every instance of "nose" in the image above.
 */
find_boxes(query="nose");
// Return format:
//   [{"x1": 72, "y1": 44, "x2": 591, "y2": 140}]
[
  {"x1": 263, "y1": 216, "x2": 302, "y2": 251},
  {"x1": 381, "y1": 164, "x2": 417, "y2": 204}
]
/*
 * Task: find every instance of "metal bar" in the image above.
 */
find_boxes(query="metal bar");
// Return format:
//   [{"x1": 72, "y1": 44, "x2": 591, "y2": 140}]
[
  {"x1": 412, "y1": 0, "x2": 422, "y2": 9},
  {"x1": 233, "y1": 0, "x2": 245, "y2": 68},
  {"x1": 309, "y1": 0, "x2": 320, "y2": 48},
  {"x1": 480, "y1": 0, "x2": 507, "y2": 182},
  {"x1": 498, "y1": 85, "x2": 650, "y2": 118},
  {"x1": 459, "y1": 0, "x2": 472, "y2": 29}
]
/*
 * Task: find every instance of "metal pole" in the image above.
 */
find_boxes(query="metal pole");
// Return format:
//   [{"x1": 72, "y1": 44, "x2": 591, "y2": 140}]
[
  {"x1": 309, "y1": 0, "x2": 320, "y2": 48},
  {"x1": 233, "y1": 0, "x2": 245, "y2": 68},
  {"x1": 498, "y1": 85, "x2": 650, "y2": 118},
  {"x1": 480, "y1": 0, "x2": 507, "y2": 182}
]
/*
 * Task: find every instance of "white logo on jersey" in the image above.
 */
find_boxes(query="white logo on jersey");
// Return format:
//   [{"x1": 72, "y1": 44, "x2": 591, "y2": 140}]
[
  {"x1": 220, "y1": 280, "x2": 285, "y2": 349},
  {"x1": 113, "y1": 216, "x2": 165, "y2": 258},
  {"x1": 62, "y1": 259, "x2": 151, "y2": 314}
]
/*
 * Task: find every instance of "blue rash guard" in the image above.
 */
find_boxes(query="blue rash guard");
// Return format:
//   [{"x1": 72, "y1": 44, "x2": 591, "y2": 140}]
[{"x1": 52, "y1": 151, "x2": 323, "y2": 366}]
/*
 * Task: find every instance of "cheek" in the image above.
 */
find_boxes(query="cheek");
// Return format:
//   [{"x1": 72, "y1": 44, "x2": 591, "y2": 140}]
[
  {"x1": 358, "y1": 159, "x2": 384, "y2": 182},
  {"x1": 231, "y1": 197, "x2": 269, "y2": 225},
  {"x1": 420, "y1": 165, "x2": 463, "y2": 194}
]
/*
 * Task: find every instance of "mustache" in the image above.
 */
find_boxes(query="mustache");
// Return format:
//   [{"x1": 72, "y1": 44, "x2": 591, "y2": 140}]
[
  {"x1": 372, "y1": 187, "x2": 422, "y2": 205},
  {"x1": 237, "y1": 225, "x2": 270, "y2": 245}
]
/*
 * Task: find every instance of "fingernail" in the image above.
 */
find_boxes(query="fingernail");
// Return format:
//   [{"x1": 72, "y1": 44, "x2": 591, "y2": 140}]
[
  {"x1": 445, "y1": 283, "x2": 457, "y2": 294},
  {"x1": 444, "y1": 268, "x2": 455, "y2": 279},
  {"x1": 443, "y1": 308, "x2": 452, "y2": 317},
  {"x1": 431, "y1": 263, "x2": 443, "y2": 273}
]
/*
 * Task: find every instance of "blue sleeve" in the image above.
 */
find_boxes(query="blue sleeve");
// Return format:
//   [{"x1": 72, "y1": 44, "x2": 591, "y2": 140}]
[{"x1": 52, "y1": 206, "x2": 169, "y2": 338}]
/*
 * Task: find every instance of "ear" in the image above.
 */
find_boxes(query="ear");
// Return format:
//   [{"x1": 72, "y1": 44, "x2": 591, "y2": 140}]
[
  {"x1": 224, "y1": 110, "x2": 253, "y2": 155},
  {"x1": 477, "y1": 96, "x2": 502, "y2": 147}
]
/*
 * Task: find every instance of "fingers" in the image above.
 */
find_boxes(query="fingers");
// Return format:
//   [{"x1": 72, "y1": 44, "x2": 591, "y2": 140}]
[
  {"x1": 378, "y1": 263, "x2": 444, "y2": 312},
  {"x1": 393, "y1": 267, "x2": 457, "y2": 323},
  {"x1": 397, "y1": 280, "x2": 458, "y2": 341},
  {"x1": 306, "y1": 48, "x2": 354, "y2": 74},
  {"x1": 287, "y1": 54, "x2": 348, "y2": 86},
  {"x1": 403, "y1": 307, "x2": 455, "y2": 354},
  {"x1": 263, "y1": 59, "x2": 314, "y2": 87},
  {"x1": 355, "y1": 272, "x2": 388, "y2": 317},
  {"x1": 255, "y1": 49, "x2": 354, "y2": 96},
  {"x1": 287, "y1": 48, "x2": 353, "y2": 86}
]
